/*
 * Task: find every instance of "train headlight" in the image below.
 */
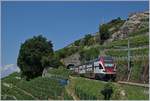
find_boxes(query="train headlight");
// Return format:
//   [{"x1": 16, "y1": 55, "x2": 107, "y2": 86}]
[{"x1": 113, "y1": 68, "x2": 116, "y2": 72}]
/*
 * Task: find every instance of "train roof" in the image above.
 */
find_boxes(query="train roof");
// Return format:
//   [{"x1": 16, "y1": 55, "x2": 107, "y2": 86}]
[
  {"x1": 76, "y1": 56, "x2": 114, "y2": 66},
  {"x1": 100, "y1": 56, "x2": 113, "y2": 60}
]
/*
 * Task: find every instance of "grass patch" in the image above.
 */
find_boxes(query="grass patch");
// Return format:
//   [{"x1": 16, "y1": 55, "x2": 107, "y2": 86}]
[
  {"x1": 71, "y1": 76, "x2": 149, "y2": 100},
  {"x1": 129, "y1": 27, "x2": 149, "y2": 37},
  {"x1": 104, "y1": 34, "x2": 149, "y2": 48},
  {"x1": 116, "y1": 58, "x2": 149, "y2": 82},
  {"x1": 47, "y1": 67, "x2": 71, "y2": 79},
  {"x1": 122, "y1": 85, "x2": 148, "y2": 100},
  {"x1": 1, "y1": 72, "x2": 72, "y2": 100},
  {"x1": 105, "y1": 48, "x2": 149, "y2": 57}
]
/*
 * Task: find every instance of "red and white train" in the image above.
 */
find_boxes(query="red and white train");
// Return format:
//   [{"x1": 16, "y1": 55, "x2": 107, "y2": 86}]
[{"x1": 71, "y1": 56, "x2": 116, "y2": 80}]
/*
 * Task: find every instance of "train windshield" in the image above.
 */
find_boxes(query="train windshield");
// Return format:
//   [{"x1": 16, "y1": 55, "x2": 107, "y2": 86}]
[{"x1": 104, "y1": 57, "x2": 113, "y2": 67}]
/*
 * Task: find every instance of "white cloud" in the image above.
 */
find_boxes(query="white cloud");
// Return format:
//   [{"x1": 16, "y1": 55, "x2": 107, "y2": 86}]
[
  {"x1": 1, "y1": 64, "x2": 15, "y2": 72},
  {"x1": 0, "y1": 64, "x2": 20, "y2": 78}
]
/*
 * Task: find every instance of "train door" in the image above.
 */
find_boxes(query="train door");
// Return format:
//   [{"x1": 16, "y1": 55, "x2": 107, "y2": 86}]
[{"x1": 82, "y1": 65, "x2": 86, "y2": 73}]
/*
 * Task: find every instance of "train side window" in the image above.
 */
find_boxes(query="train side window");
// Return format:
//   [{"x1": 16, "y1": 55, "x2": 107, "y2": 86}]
[{"x1": 99, "y1": 64, "x2": 103, "y2": 69}]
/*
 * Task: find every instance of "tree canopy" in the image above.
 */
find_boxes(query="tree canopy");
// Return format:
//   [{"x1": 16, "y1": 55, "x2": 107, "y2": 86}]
[
  {"x1": 99, "y1": 24, "x2": 110, "y2": 44},
  {"x1": 17, "y1": 35, "x2": 59, "y2": 80}
]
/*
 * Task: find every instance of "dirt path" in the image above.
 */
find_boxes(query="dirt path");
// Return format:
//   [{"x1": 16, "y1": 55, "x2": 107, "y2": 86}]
[
  {"x1": 66, "y1": 87, "x2": 79, "y2": 100},
  {"x1": 71, "y1": 76, "x2": 149, "y2": 88},
  {"x1": 66, "y1": 76, "x2": 80, "y2": 100}
]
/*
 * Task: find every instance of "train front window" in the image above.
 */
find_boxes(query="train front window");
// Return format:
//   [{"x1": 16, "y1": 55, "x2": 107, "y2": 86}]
[
  {"x1": 104, "y1": 57, "x2": 113, "y2": 67},
  {"x1": 104, "y1": 63, "x2": 113, "y2": 67}
]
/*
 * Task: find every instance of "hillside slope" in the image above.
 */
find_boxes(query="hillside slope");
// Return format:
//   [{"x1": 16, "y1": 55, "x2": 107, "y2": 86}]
[
  {"x1": 56, "y1": 10, "x2": 149, "y2": 83},
  {"x1": 1, "y1": 68, "x2": 73, "y2": 100}
]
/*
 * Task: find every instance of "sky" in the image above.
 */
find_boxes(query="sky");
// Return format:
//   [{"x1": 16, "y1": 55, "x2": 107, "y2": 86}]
[{"x1": 1, "y1": 1, "x2": 149, "y2": 67}]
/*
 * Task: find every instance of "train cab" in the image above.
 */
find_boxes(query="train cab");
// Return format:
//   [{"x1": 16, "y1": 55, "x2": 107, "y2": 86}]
[{"x1": 96, "y1": 56, "x2": 116, "y2": 80}]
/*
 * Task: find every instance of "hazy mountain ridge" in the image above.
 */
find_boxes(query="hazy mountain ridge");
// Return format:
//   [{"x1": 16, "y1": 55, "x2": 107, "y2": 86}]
[{"x1": 1, "y1": 64, "x2": 20, "y2": 78}]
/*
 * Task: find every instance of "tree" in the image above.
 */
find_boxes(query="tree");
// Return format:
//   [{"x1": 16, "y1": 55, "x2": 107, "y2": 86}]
[
  {"x1": 17, "y1": 35, "x2": 54, "y2": 80},
  {"x1": 55, "y1": 49, "x2": 66, "y2": 59},
  {"x1": 99, "y1": 24, "x2": 110, "y2": 44},
  {"x1": 110, "y1": 17, "x2": 122, "y2": 24},
  {"x1": 48, "y1": 55, "x2": 64, "y2": 68},
  {"x1": 95, "y1": 32, "x2": 101, "y2": 44},
  {"x1": 74, "y1": 40, "x2": 80, "y2": 46},
  {"x1": 83, "y1": 34, "x2": 93, "y2": 46}
]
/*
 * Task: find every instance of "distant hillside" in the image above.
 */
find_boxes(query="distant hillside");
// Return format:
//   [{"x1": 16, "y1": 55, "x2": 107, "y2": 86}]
[
  {"x1": 56, "y1": 10, "x2": 149, "y2": 61},
  {"x1": 106, "y1": 10, "x2": 149, "y2": 43},
  {"x1": 56, "y1": 10, "x2": 149, "y2": 83}
]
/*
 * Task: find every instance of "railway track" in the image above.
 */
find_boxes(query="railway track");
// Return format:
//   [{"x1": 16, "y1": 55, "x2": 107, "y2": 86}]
[
  {"x1": 117, "y1": 81, "x2": 149, "y2": 88},
  {"x1": 71, "y1": 75, "x2": 149, "y2": 88}
]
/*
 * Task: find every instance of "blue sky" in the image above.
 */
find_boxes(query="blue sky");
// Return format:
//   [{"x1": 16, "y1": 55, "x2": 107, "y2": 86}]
[{"x1": 1, "y1": 1, "x2": 149, "y2": 66}]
